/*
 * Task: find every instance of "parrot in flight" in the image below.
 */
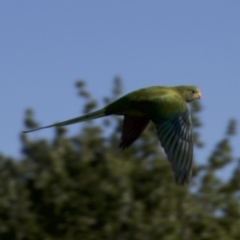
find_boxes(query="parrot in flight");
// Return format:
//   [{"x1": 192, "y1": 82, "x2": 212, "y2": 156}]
[{"x1": 23, "y1": 85, "x2": 201, "y2": 184}]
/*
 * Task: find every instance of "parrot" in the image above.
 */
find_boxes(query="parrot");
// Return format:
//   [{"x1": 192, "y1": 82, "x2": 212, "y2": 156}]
[{"x1": 23, "y1": 85, "x2": 201, "y2": 184}]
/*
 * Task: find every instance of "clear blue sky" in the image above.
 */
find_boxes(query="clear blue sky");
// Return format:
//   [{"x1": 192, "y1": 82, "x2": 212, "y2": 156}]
[{"x1": 1, "y1": 1, "x2": 240, "y2": 164}]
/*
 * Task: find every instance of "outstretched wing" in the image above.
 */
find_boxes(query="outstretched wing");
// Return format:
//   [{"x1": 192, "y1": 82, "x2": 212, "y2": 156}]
[
  {"x1": 119, "y1": 115, "x2": 150, "y2": 149},
  {"x1": 155, "y1": 109, "x2": 193, "y2": 184}
]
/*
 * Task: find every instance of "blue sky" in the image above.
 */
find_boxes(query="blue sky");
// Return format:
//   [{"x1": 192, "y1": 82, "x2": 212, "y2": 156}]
[{"x1": 1, "y1": 1, "x2": 240, "y2": 165}]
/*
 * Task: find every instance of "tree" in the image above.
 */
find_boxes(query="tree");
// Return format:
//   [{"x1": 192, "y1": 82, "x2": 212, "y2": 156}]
[{"x1": 0, "y1": 77, "x2": 239, "y2": 240}]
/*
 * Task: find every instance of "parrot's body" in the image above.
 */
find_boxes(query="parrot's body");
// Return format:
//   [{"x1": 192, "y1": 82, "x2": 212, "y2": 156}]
[{"x1": 23, "y1": 85, "x2": 201, "y2": 184}]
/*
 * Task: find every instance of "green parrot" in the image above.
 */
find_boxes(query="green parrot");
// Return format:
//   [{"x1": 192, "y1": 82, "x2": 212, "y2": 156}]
[{"x1": 23, "y1": 85, "x2": 201, "y2": 184}]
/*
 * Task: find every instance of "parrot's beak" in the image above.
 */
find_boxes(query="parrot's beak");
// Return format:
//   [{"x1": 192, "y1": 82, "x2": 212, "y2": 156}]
[{"x1": 197, "y1": 92, "x2": 201, "y2": 99}]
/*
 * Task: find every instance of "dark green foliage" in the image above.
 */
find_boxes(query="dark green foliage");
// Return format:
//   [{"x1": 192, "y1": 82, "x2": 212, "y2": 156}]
[{"x1": 0, "y1": 78, "x2": 239, "y2": 239}]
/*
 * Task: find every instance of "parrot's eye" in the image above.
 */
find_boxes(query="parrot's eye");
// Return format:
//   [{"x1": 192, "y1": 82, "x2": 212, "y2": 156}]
[{"x1": 191, "y1": 90, "x2": 196, "y2": 94}]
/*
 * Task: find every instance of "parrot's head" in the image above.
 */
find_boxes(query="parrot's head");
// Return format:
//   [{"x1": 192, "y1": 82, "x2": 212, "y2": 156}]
[{"x1": 176, "y1": 86, "x2": 201, "y2": 102}]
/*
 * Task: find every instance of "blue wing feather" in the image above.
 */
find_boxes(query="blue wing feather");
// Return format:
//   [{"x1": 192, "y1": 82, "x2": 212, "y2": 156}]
[{"x1": 155, "y1": 109, "x2": 193, "y2": 184}]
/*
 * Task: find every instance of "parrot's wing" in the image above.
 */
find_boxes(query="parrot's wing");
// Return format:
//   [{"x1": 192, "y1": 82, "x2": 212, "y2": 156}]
[
  {"x1": 155, "y1": 109, "x2": 193, "y2": 184},
  {"x1": 119, "y1": 115, "x2": 150, "y2": 149}
]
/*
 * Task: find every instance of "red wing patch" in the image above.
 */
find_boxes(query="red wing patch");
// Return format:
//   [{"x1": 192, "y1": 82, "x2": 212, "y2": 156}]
[{"x1": 119, "y1": 115, "x2": 150, "y2": 149}]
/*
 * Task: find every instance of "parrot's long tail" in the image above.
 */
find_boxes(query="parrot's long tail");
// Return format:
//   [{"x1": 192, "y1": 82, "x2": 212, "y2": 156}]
[{"x1": 23, "y1": 108, "x2": 106, "y2": 133}]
